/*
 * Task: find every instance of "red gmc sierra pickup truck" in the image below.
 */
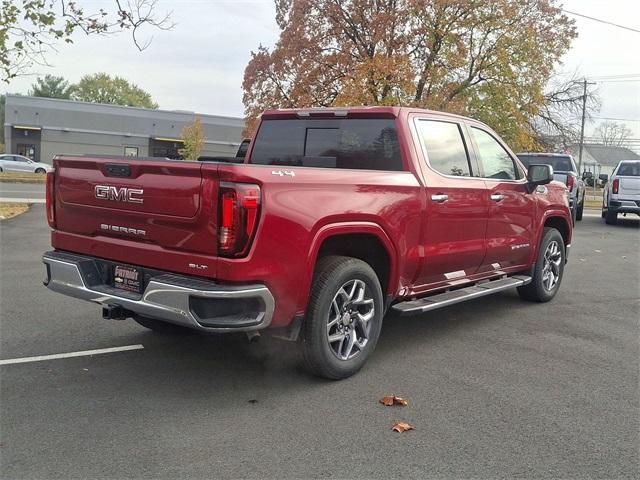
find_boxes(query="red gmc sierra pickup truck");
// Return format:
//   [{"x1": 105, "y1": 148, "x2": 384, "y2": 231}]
[{"x1": 43, "y1": 107, "x2": 572, "y2": 379}]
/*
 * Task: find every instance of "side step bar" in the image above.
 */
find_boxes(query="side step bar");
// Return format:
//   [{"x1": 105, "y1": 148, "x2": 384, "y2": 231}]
[{"x1": 391, "y1": 275, "x2": 532, "y2": 316}]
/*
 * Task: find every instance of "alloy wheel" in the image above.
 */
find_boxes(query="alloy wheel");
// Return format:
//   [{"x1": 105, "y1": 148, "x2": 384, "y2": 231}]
[
  {"x1": 326, "y1": 279, "x2": 375, "y2": 361},
  {"x1": 542, "y1": 240, "x2": 562, "y2": 291}
]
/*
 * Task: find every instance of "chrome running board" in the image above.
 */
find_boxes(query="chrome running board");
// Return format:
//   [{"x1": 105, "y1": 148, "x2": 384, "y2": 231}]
[{"x1": 391, "y1": 275, "x2": 532, "y2": 316}]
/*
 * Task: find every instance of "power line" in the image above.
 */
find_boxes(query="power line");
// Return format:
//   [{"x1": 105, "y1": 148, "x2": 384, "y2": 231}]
[
  {"x1": 562, "y1": 9, "x2": 640, "y2": 33},
  {"x1": 596, "y1": 79, "x2": 640, "y2": 84},
  {"x1": 588, "y1": 74, "x2": 640, "y2": 80},
  {"x1": 591, "y1": 116, "x2": 640, "y2": 122}
]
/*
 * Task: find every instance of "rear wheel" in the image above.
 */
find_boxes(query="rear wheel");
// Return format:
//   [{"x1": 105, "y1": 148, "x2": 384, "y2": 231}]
[
  {"x1": 34, "y1": 168, "x2": 46, "y2": 174},
  {"x1": 300, "y1": 256, "x2": 383, "y2": 380},
  {"x1": 133, "y1": 315, "x2": 193, "y2": 334},
  {"x1": 605, "y1": 209, "x2": 618, "y2": 225},
  {"x1": 518, "y1": 227, "x2": 565, "y2": 303}
]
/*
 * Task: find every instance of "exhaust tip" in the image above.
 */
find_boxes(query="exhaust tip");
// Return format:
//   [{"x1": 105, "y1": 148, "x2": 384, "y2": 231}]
[{"x1": 246, "y1": 331, "x2": 261, "y2": 343}]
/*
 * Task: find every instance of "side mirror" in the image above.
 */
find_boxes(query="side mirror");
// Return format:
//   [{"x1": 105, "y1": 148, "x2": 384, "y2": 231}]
[{"x1": 527, "y1": 164, "x2": 554, "y2": 188}]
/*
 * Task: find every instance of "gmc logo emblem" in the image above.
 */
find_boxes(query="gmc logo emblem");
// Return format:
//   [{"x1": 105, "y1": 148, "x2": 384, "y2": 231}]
[{"x1": 95, "y1": 185, "x2": 144, "y2": 204}]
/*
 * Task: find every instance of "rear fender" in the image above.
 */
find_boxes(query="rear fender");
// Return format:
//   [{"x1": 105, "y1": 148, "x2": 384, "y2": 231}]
[{"x1": 296, "y1": 222, "x2": 398, "y2": 314}]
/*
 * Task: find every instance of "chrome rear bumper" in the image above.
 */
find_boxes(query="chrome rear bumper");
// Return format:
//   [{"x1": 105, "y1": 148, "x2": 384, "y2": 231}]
[{"x1": 42, "y1": 251, "x2": 274, "y2": 332}]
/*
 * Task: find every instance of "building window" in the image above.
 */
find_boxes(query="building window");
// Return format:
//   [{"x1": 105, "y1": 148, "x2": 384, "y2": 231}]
[
  {"x1": 17, "y1": 144, "x2": 36, "y2": 161},
  {"x1": 124, "y1": 146, "x2": 139, "y2": 157}
]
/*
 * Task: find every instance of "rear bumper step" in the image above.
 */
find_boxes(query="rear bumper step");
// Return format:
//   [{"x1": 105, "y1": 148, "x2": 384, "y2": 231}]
[
  {"x1": 391, "y1": 275, "x2": 531, "y2": 315},
  {"x1": 42, "y1": 251, "x2": 274, "y2": 332}
]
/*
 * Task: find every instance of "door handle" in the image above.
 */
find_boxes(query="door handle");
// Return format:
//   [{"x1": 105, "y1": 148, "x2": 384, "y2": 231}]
[
  {"x1": 431, "y1": 194, "x2": 449, "y2": 203},
  {"x1": 490, "y1": 194, "x2": 505, "y2": 202}
]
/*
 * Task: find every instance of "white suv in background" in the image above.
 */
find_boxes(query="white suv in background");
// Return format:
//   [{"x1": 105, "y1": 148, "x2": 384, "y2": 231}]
[
  {"x1": 0, "y1": 154, "x2": 52, "y2": 174},
  {"x1": 602, "y1": 160, "x2": 640, "y2": 224}
]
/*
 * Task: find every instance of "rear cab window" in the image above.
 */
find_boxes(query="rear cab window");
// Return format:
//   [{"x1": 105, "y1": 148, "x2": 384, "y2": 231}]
[
  {"x1": 249, "y1": 118, "x2": 404, "y2": 171},
  {"x1": 617, "y1": 163, "x2": 640, "y2": 176},
  {"x1": 517, "y1": 154, "x2": 576, "y2": 173}
]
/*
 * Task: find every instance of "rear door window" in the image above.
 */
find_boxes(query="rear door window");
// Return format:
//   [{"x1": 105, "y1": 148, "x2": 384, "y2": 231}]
[
  {"x1": 470, "y1": 127, "x2": 520, "y2": 180},
  {"x1": 250, "y1": 118, "x2": 403, "y2": 171},
  {"x1": 416, "y1": 120, "x2": 472, "y2": 177}
]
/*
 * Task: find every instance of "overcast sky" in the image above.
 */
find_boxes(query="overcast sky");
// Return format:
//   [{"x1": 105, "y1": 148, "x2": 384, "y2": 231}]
[{"x1": 3, "y1": 0, "x2": 639, "y2": 139}]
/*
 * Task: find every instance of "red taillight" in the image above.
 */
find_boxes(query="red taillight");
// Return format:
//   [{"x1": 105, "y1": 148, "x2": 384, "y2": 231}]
[
  {"x1": 218, "y1": 182, "x2": 261, "y2": 257},
  {"x1": 612, "y1": 178, "x2": 619, "y2": 194},
  {"x1": 565, "y1": 174, "x2": 574, "y2": 190},
  {"x1": 45, "y1": 171, "x2": 56, "y2": 228}
]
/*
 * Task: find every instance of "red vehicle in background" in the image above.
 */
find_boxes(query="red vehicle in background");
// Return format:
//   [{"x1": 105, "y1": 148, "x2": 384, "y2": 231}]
[{"x1": 43, "y1": 107, "x2": 572, "y2": 379}]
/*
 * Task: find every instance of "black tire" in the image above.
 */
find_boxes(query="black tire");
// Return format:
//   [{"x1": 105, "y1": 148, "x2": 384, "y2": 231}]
[
  {"x1": 300, "y1": 255, "x2": 384, "y2": 380},
  {"x1": 133, "y1": 315, "x2": 193, "y2": 334},
  {"x1": 576, "y1": 201, "x2": 584, "y2": 221},
  {"x1": 34, "y1": 168, "x2": 46, "y2": 174},
  {"x1": 605, "y1": 209, "x2": 617, "y2": 225},
  {"x1": 518, "y1": 227, "x2": 565, "y2": 303}
]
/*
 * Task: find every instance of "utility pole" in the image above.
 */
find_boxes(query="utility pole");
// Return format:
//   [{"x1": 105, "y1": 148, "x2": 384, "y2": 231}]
[{"x1": 577, "y1": 79, "x2": 596, "y2": 175}]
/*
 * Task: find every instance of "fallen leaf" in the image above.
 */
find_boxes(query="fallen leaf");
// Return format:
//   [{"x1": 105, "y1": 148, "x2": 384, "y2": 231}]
[
  {"x1": 392, "y1": 422, "x2": 414, "y2": 433},
  {"x1": 379, "y1": 395, "x2": 408, "y2": 406}
]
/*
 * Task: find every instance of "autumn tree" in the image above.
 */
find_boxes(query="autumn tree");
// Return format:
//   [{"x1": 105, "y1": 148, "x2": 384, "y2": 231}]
[
  {"x1": 28, "y1": 74, "x2": 73, "y2": 99},
  {"x1": 523, "y1": 74, "x2": 600, "y2": 151},
  {"x1": 71, "y1": 72, "x2": 158, "y2": 108},
  {"x1": 180, "y1": 117, "x2": 205, "y2": 160},
  {"x1": 594, "y1": 121, "x2": 633, "y2": 147},
  {"x1": 1, "y1": 0, "x2": 174, "y2": 82},
  {"x1": 243, "y1": 0, "x2": 578, "y2": 150}
]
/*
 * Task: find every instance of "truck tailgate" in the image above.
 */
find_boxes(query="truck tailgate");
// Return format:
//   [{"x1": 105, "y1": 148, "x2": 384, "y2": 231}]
[
  {"x1": 619, "y1": 177, "x2": 640, "y2": 197},
  {"x1": 52, "y1": 156, "x2": 220, "y2": 276}
]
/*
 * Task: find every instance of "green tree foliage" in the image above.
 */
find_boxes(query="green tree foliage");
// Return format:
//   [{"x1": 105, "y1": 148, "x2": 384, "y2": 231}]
[
  {"x1": 1, "y1": 0, "x2": 173, "y2": 82},
  {"x1": 28, "y1": 74, "x2": 73, "y2": 99},
  {"x1": 243, "y1": 0, "x2": 580, "y2": 150},
  {"x1": 180, "y1": 117, "x2": 205, "y2": 160},
  {"x1": 71, "y1": 73, "x2": 158, "y2": 109}
]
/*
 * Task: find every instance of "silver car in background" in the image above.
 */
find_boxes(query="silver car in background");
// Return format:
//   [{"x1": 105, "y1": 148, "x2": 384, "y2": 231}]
[
  {"x1": 602, "y1": 160, "x2": 640, "y2": 224},
  {"x1": 0, "y1": 154, "x2": 52, "y2": 174}
]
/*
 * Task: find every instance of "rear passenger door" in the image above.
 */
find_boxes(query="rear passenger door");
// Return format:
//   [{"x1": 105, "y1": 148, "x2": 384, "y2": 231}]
[
  {"x1": 0, "y1": 156, "x2": 20, "y2": 172},
  {"x1": 412, "y1": 117, "x2": 489, "y2": 288},
  {"x1": 467, "y1": 126, "x2": 536, "y2": 272}
]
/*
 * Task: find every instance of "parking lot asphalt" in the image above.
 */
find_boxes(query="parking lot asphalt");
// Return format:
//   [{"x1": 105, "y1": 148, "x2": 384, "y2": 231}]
[{"x1": 1, "y1": 206, "x2": 638, "y2": 479}]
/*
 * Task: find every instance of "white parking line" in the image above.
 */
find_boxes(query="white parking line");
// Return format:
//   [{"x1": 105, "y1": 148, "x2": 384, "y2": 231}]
[{"x1": 0, "y1": 344, "x2": 144, "y2": 365}]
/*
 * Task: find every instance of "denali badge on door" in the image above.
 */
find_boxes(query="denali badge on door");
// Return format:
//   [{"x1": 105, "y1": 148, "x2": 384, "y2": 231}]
[{"x1": 113, "y1": 265, "x2": 143, "y2": 293}]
